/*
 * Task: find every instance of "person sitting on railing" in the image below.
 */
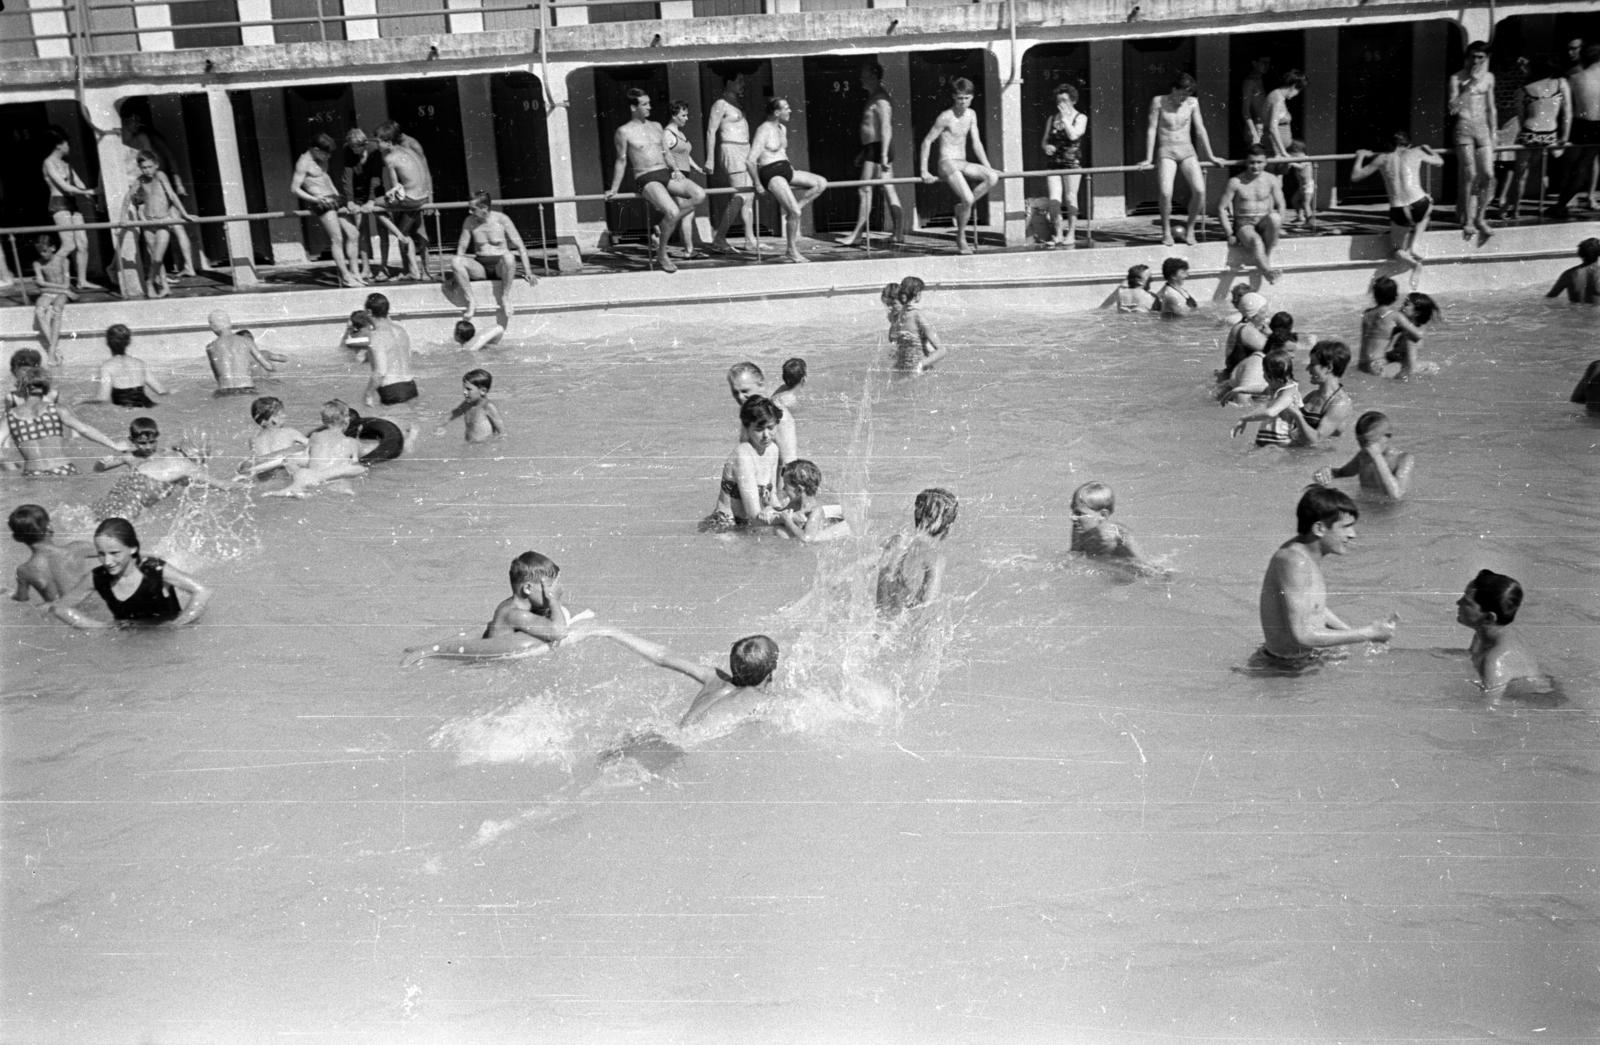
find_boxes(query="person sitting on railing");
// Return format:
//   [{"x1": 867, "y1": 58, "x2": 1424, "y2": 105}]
[
  {"x1": 373, "y1": 122, "x2": 435, "y2": 281},
  {"x1": 1219, "y1": 146, "x2": 1286, "y2": 284},
  {"x1": 119, "y1": 150, "x2": 196, "y2": 300},
  {"x1": 746, "y1": 97, "x2": 826, "y2": 265},
  {"x1": 448, "y1": 191, "x2": 535, "y2": 321},
  {"x1": 606, "y1": 88, "x2": 707, "y2": 274},
  {"x1": 291, "y1": 133, "x2": 366, "y2": 289},
  {"x1": 919, "y1": 77, "x2": 999, "y2": 256},
  {"x1": 42, "y1": 127, "x2": 95, "y2": 291},
  {"x1": 1139, "y1": 73, "x2": 1226, "y2": 247},
  {"x1": 1350, "y1": 132, "x2": 1444, "y2": 285},
  {"x1": 663, "y1": 100, "x2": 709, "y2": 260}
]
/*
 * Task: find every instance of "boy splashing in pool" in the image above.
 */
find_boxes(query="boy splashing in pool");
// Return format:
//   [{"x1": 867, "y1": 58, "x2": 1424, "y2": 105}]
[
  {"x1": 1069, "y1": 481, "x2": 1165, "y2": 576},
  {"x1": 877, "y1": 487, "x2": 958, "y2": 616},
  {"x1": 599, "y1": 630, "x2": 780, "y2": 729}
]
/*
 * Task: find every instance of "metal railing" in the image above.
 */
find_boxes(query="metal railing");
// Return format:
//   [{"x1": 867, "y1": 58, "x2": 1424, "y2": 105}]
[{"x1": 2, "y1": 145, "x2": 1581, "y2": 304}]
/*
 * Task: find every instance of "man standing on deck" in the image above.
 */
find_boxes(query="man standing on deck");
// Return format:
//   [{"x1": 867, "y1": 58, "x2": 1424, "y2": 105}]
[
  {"x1": 373, "y1": 123, "x2": 434, "y2": 280},
  {"x1": 606, "y1": 88, "x2": 706, "y2": 274},
  {"x1": 290, "y1": 133, "x2": 366, "y2": 288},
  {"x1": 1241, "y1": 55, "x2": 1272, "y2": 146},
  {"x1": 705, "y1": 66, "x2": 759, "y2": 254},
  {"x1": 841, "y1": 60, "x2": 905, "y2": 248},
  {"x1": 1552, "y1": 44, "x2": 1600, "y2": 219}
]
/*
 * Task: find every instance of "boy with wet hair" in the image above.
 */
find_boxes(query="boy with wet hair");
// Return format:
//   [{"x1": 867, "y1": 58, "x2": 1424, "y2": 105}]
[
  {"x1": 31, "y1": 236, "x2": 76, "y2": 365},
  {"x1": 599, "y1": 629, "x2": 780, "y2": 728},
  {"x1": 453, "y1": 318, "x2": 505, "y2": 352},
  {"x1": 437, "y1": 367, "x2": 504, "y2": 443},
  {"x1": 1258, "y1": 485, "x2": 1398, "y2": 664},
  {"x1": 876, "y1": 487, "x2": 958, "y2": 615},
  {"x1": 7, "y1": 504, "x2": 92, "y2": 603},
  {"x1": 1456, "y1": 569, "x2": 1547, "y2": 694},
  {"x1": 1069, "y1": 481, "x2": 1163, "y2": 575},
  {"x1": 774, "y1": 458, "x2": 828, "y2": 541},
  {"x1": 1545, "y1": 237, "x2": 1600, "y2": 303},
  {"x1": 236, "y1": 396, "x2": 308, "y2": 478},
  {"x1": 1314, "y1": 410, "x2": 1413, "y2": 499},
  {"x1": 482, "y1": 551, "x2": 577, "y2": 645},
  {"x1": 262, "y1": 399, "x2": 368, "y2": 498}
]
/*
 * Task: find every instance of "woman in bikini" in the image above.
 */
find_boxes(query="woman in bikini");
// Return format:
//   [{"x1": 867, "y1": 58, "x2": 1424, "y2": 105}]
[
  {"x1": 663, "y1": 101, "x2": 708, "y2": 260},
  {"x1": 121, "y1": 150, "x2": 196, "y2": 298},
  {"x1": 1139, "y1": 73, "x2": 1225, "y2": 246},
  {"x1": 1507, "y1": 56, "x2": 1573, "y2": 220},
  {"x1": 1449, "y1": 42, "x2": 1498, "y2": 242},
  {"x1": 42, "y1": 128, "x2": 96, "y2": 290},
  {"x1": 4, "y1": 368, "x2": 128, "y2": 476},
  {"x1": 1295, "y1": 339, "x2": 1356, "y2": 445}
]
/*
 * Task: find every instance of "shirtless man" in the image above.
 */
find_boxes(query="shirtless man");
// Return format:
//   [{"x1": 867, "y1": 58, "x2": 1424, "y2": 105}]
[
  {"x1": 919, "y1": 78, "x2": 999, "y2": 255},
  {"x1": 1350, "y1": 132, "x2": 1445, "y2": 280},
  {"x1": 361, "y1": 292, "x2": 417, "y2": 407},
  {"x1": 121, "y1": 110, "x2": 201, "y2": 278},
  {"x1": 449, "y1": 191, "x2": 534, "y2": 320},
  {"x1": 1258, "y1": 485, "x2": 1398, "y2": 665},
  {"x1": 1553, "y1": 43, "x2": 1600, "y2": 219},
  {"x1": 746, "y1": 97, "x2": 828, "y2": 264},
  {"x1": 1219, "y1": 146, "x2": 1286, "y2": 282},
  {"x1": 705, "y1": 67, "x2": 759, "y2": 253},
  {"x1": 841, "y1": 61, "x2": 905, "y2": 248},
  {"x1": 291, "y1": 133, "x2": 365, "y2": 288},
  {"x1": 373, "y1": 123, "x2": 434, "y2": 279},
  {"x1": 205, "y1": 310, "x2": 286, "y2": 397},
  {"x1": 607, "y1": 88, "x2": 706, "y2": 274},
  {"x1": 1241, "y1": 56, "x2": 1271, "y2": 146}
]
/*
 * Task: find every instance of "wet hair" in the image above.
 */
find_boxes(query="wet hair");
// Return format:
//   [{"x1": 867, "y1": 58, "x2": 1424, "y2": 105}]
[
  {"x1": 1465, "y1": 40, "x2": 1490, "y2": 59},
  {"x1": 128, "y1": 416, "x2": 160, "y2": 442},
  {"x1": 669, "y1": 100, "x2": 690, "y2": 119},
  {"x1": 1280, "y1": 69, "x2": 1307, "y2": 91},
  {"x1": 1404, "y1": 292, "x2": 1438, "y2": 326},
  {"x1": 1268, "y1": 311, "x2": 1294, "y2": 334},
  {"x1": 913, "y1": 487, "x2": 959, "y2": 538},
  {"x1": 1169, "y1": 72, "x2": 1197, "y2": 94},
  {"x1": 739, "y1": 395, "x2": 783, "y2": 429},
  {"x1": 344, "y1": 127, "x2": 368, "y2": 146},
  {"x1": 1578, "y1": 237, "x2": 1600, "y2": 264},
  {"x1": 728, "y1": 361, "x2": 764, "y2": 383},
  {"x1": 8, "y1": 504, "x2": 51, "y2": 546},
  {"x1": 320, "y1": 399, "x2": 352, "y2": 427},
  {"x1": 348, "y1": 309, "x2": 374, "y2": 332},
  {"x1": 1354, "y1": 410, "x2": 1390, "y2": 443},
  {"x1": 250, "y1": 396, "x2": 284, "y2": 425},
  {"x1": 93, "y1": 517, "x2": 142, "y2": 560},
  {"x1": 766, "y1": 96, "x2": 788, "y2": 117},
  {"x1": 10, "y1": 348, "x2": 43, "y2": 375},
  {"x1": 17, "y1": 367, "x2": 52, "y2": 397},
  {"x1": 1262, "y1": 349, "x2": 1294, "y2": 383},
  {"x1": 726, "y1": 634, "x2": 779, "y2": 688},
  {"x1": 895, "y1": 276, "x2": 926, "y2": 305},
  {"x1": 1161, "y1": 257, "x2": 1189, "y2": 280},
  {"x1": 1388, "y1": 130, "x2": 1412, "y2": 150},
  {"x1": 779, "y1": 357, "x2": 807, "y2": 390},
  {"x1": 626, "y1": 87, "x2": 650, "y2": 107},
  {"x1": 1295, "y1": 485, "x2": 1358, "y2": 535},
  {"x1": 311, "y1": 133, "x2": 336, "y2": 153},
  {"x1": 364, "y1": 292, "x2": 390, "y2": 319},
  {"x1": 862, "y1": 60, "x2": 884, "y2": 80},
  {"x1": 135, "y1": 149, "x2": 160, "y2": 166},
  {"x1": 1053, "y1": 83, "x2": 1079, "y2": 104},
  {"x1": 1308, "y1": 339, "x2": 1351, "y2": 377},
  {"x1": 509, "y1": 550, "x2": 559, "y2": 591},
  {"x1": 779, "y1": 458, "x2": 822, "y2": 497},
  {"x1": 1230, "y1": 284, "x2": 1249, "y2": 304},
  {"x1": 949, "y1": 77, "x2": 975, "y2": 96},
  {"x1": 881, "y1": 282, "x2": 900, "y2": 308},
  {"x1": 453, "y1": 319, "x2": 476, "y2": 344},
  {"x1": 1467, "y1": 569, "x2": 1523, "y2": 625},
  {"x1": 1371, "y1": 276, "x2": 1399, "y2": 306},
  {"x1": 463, "y1": 368, "x2": 492, "y2": 392},
  {"x1": 1071, "y1": 481, "x2": 1114, "y2": 514},
  {"x1": 105, "y1": 324, "x2": 132, "y2": 355},
  {"x1": 1126, "y1": 264, "x2": 1150, "y2": 288}
]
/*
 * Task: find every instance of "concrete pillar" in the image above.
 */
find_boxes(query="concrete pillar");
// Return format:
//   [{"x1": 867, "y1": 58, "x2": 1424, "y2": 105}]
[
  {"x1": 1457, "y1": 9, "x2": 1493, "y2": 46},
  {"x1": 80, "y1": 89, "x2": 142, "y2": 296},
  {"x1": 553, "y1": 1, "x2": 588, "y2": 26},
  {"x1": 447, "y1": 0, "x2": 484, "y2": 35},
  {"x1": 237, "y1": 0, "x2": 275, "y2": 45},
  {"x1": 458, "y1": 74, "x2": 500, "y2": 201},
  {"x1": 1302, "y1": 28, "x2": 1337, "y2": 212},
  {"x1": 770, "y1": 0, "x2": 800, "y2": 12},
  {"x1": 1411, "y1": 21, "x2": 1452, "y2": 208},
  {"x1": 1088, "y1": 39, "x2": 1125, "y2": 220},
  {"x1": 248, "y1": 88, "x2": 306, "y2": 264},
  {"x1": 29, "y1": 0, "x2": 72, "y2": 59},
  {"x1": 874, "y1": 0, "x2": 906, "y2": 6},
  {"x1": 884, "y1": 52, "x2": 915, "y2": 230},
  {"x1": 206, "y1": 89, "x2": 260, "y2": 288},
  {"x1": 770, "y1": 56, "x2": 814, "y2": 236},
  {"x1": 132, "y1": 1, "x2": 175, "y2": 52},
  {"x1": 988, "y1": 38, "x2": 1028, "y2": 245},
  {"x1": 546, "y1": 62, "x2": 592, "y2": 270},
  {"x1": 1196, "y1": 32, "x2": 1230, "y2": 216},
  {"x1": 346, "y1": 0, "x2": 380, "y2": 41}
]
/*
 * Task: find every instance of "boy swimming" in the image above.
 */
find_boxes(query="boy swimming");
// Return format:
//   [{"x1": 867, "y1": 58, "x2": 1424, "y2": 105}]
[
  {"x1": 437, "y1": 368, "x2": 505, "y2": 443},
  {"x1": 1314, "y1": 410, "x2": 1413, "y2": 499},
  {"x1": 236, "y1": 397, "x2": 308, "y2": 479},
  {"x1": 261, "y1": 400, "x2": 369, "y2": 498},
  {"x1": 876, "y1": 487, "x2": 958, "y2": 615},
  {"x1": 401, "y1": 551, "x2": 596, "y2": 665},
  {"x1": 1069, "y1": 481, "x2": 1164, "y2": 575},
  {"x1": 7, "y1": 504, "x2": 92, "y2": 604},
  {"x1": 599, "y1": 629, "x2": 780, "y2": 729}
]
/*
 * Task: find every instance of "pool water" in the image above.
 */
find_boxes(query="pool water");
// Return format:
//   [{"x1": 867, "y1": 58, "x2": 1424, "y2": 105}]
[{"x1": 3, "y1": 283, "x2": 1597, "y2": 1043}]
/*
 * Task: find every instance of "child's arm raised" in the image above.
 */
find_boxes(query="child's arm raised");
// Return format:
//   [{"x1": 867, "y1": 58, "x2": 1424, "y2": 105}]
[
  {"x1": 1363, "y1": 446, "x2": 1413, "y2": 499},
  {"x1": 599, "y1": 629, "x2": 718, "y2": 686}
]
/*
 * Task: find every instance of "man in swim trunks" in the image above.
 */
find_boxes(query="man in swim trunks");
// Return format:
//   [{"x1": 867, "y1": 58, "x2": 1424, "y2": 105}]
[
  {"x1": 373, "y1": 123, "x2": 435, "y2": 280},
  {"x1": 1553, "y1": 43, "x2": 1600, "y2": 219},
  {"x1": 606, "y1": 88, "x2": 706, "y2": 274},
  {"x1": 746, "y1": 97, "x2": 828, "y2": 264},
  {"x1": 841, "y1": 61, "x2": 905, "y2": 248},
  {"x1": 205, "y1": 310, "x2": 285, "y2": 397},
  {"x1": 1258, "y1": 485, "x2": 1397, "y2": 665},
  {"x1": 1350, "y1": 132, "x2": 1444, "y2": 281},
  {"x1": 919, "y1": 77, "x2": 999, "y2": 255},
  {"x1": 360, "y1": 292, "x2": 418, "y2": 407},
  {"x1": 449, "y1": 191, "x2": 535, "y2": 321},
  {"x1": 704, "y1": 65, "x2": 759, "y2": 254},
  {"x1": 1219, "y1": 146, "x2": 1286, "y2": 283},
  {"x1": 1138, "y1": 73, "x2": 1226, "y2": 247},
  {"x1": 291, "y1": 133, "x2": 365, "y2": 288}
]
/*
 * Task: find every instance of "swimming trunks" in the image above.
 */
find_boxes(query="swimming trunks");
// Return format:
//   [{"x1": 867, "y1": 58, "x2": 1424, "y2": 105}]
[
  {"x1": 309, "y1": 193, "x2": 345, "y2": 216},
  {"x1": 214, "y1": 385, "x2": 257, "y2": 398},
  {"x1": 48, "y1": 194, "x2": 77, "y2": 215},
  {"x1": 717, "y1": 143, "x2": 752, "y2": 187},
  {"x1": 758, "y1": 160, "x2": 795, "y2": 192},
  {"x1": 377, "y1": 379, "x2": 418, "y2": 406},
  {"x1": 93, "y1": 558, "x2": 182, "y2": 623},
  {"x1": 634, "y1": 168, "x2": 673, "y2": 191},
  {"x1": 6, "y1": 403, "x2": 65, "y2": 444},
  {"x1": 1517, "y1": 130, "x2": 1561, "y2": 148},
  {"x1": 1045, "y1": 117, "x2": 1083, "y2": 170},
  {"x1": 1387, "y1": 196, "x2": 1432, "y2": 228},
  {"x1": 854, "y1": 141, "x2": 895, "y2": 169},
  {"x1": 110, "y1": 386, "x2": 157, "y2": 409},
  {"x1": 91, "y1": 470, "x2": 173, "y2": 519},
  {"x1": 1157, "y1": 139, "x2": 1197, "y2": 165},
  {"x1": 344, "y1": 411, "x2": 405, "y2": 463},
  {"x1": 24, "y1": 463, "x2": 78, "y2": 477}
]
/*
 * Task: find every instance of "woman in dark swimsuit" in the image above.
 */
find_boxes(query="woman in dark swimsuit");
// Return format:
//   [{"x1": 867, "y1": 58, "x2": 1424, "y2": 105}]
[
  {"x1": 76, "y1": 324, "x2": 167, "y2": 409},
  {"x1": 51, "y1": 517, "x2": 211, "y2": 628}
]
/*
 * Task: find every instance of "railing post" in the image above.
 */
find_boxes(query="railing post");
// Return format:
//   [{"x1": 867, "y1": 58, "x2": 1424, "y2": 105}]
[
  {"x1": 7, "y1": 235, "x2": 32, "y2": 308},
  {"x1": 316, "y1": 0, "x2": 326, "y2": 42},
  {"x1": 1084, "y1": 173, "x2": 1094, "y2": 247}
]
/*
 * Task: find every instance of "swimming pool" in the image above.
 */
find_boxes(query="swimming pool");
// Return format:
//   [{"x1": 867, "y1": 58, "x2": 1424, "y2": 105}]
[{"x1": 3, "y1": 282, "x2": 1596, "y2": 1042}]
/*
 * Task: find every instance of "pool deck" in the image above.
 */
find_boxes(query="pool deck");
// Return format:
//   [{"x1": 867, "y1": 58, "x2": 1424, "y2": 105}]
[{"x1": 4, "y1": 211, "x2": 1594, "y2": 365}]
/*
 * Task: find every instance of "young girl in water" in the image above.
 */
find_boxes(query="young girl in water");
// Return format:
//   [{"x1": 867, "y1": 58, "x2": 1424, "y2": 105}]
[
  {"x1": 49, "y1": 516, "x2": 211, "y2": 628},
  {"x1": 887, "y1": 276, "x2": 948, "y2": 372},
  {"x1": 4, "y1": 368, "x2": 126, "y2": 476},
  {"x1": 76, "y1": 324, "x2": 167, "y2": 409},
  {"x1": 1116, "y1": 264, "x2": 1157, "y2": 312},
  {"x1": 1357, "y1": 277, "x2": 1421, "y2": 374},
  {"x1": 1313, "y1": 410, "x2": 1413, "y2": 499},
  {"x1": 1383, "y1": 292, "x2": 1438, "y2": 380},
  {"x1": 1229, "y1": 349, "x2": 1303, "y2": 446},
  {"x1": 1456, "y1": 569, "x2": 1549, "y2": 696}
]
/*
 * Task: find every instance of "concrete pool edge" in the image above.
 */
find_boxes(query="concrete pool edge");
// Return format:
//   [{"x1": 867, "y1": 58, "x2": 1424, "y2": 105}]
[{"x1": 7, "y1": 220, "x2": 1593, "y2": 365}]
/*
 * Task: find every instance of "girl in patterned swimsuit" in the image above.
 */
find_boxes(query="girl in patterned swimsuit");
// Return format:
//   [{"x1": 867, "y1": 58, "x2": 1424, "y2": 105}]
[
  {"x1": 886, "y1": 277, "x2": 948, "y2": 373},
  {"x1": 4, "y1": 368, "x2": 127, "y2": 476},
  {"x1": 1040, "y1": 83, "x2": 1088, "y2": 248},
  {"x1": 1230, "y1": 350, "x2": 1303, "y2": 447},
  {"x1": 90, "y1": 417, "x2": 236, "y2": 520}
]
